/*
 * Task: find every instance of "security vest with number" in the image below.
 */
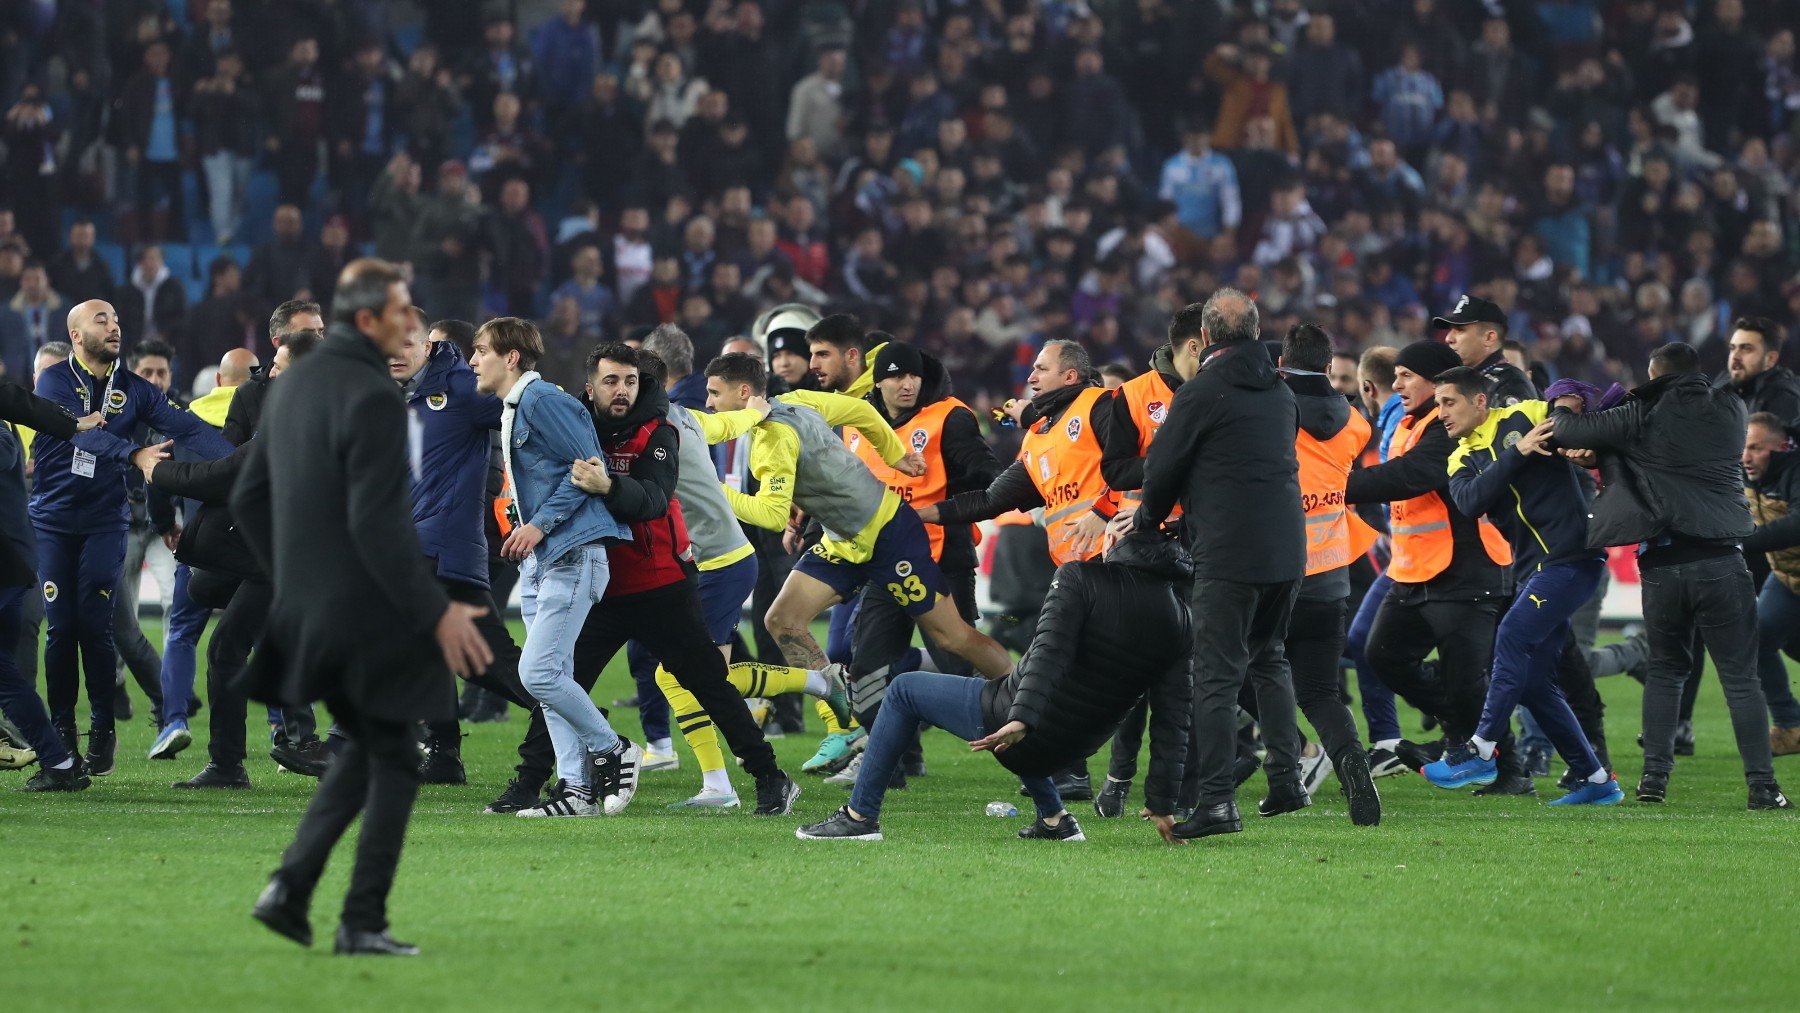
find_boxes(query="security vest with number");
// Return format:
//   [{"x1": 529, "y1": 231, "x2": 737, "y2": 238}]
[
  {"x1": 845, "y1": 396, "x2": 974, "y2": 563},
  {"x1": 1018, "y1": 386, "x2": 1110, "y2": 566},
  {"x1": 1386, "y1": 406, "x2": 1510, "y2": 584},
  {"x1": 1298, "y1": 407, "x2": 1379, "y2": 577},
  {"x1": 1114, "y1": 367, "x2": 1183, "y2": 521}
]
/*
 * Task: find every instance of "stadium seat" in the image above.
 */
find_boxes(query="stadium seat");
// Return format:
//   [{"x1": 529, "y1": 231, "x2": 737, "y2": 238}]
[
  {"x1": 93, "y1": 242, "x2": 127, "y2": 285},
  {"x1": 159, "y1": 243, "x2": 198, "y2": 285},
  {"x1": 393, "y1": 24, "x2": 424, "y2": 57}
]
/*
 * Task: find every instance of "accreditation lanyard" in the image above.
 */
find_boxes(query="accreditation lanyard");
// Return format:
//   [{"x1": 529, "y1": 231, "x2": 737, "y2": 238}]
[{"x1": 70, "y1": 358, "x2": 121, "y2": 417}]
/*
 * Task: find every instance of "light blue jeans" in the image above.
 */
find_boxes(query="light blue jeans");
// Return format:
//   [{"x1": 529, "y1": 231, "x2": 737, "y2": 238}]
[{"x1": 519, "y1": 544, "x2": 617, "y2": 787}]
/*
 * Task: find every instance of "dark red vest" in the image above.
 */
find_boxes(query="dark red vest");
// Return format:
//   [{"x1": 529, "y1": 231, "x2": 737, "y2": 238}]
[{"x1": 602, "y1": 416, "x2": 693, "y2": 597}]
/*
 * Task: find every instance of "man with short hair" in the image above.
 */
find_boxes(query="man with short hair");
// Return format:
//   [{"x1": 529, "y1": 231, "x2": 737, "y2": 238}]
[
  {"x1": 1552, "y1": 343, "x2": 1790, "y2": 809},
  {"x1": 1720, "y1": 316, "x2": 1800, "y2": 427},
  {"x1": 48, "y1": 220, "x2": 115, "y2": 306},
  {"x1": 1741, "y1": 412, "x2": 1800, "y2": 755},
  {"x1": 1134, "y1": 289, "x2": 1307, "y2": 839},
  {"x1": 468, "y1": 317, "x2": 640, "y2": 818},
  {"x1": 806, "y1": 312, "x2": 867, "y2": 393},
  {"x1": 1434, "y1": 294, "x2": 1535, "y2": 407},
  {"x1": 111, "y1": 338, "x2": 178, "y2": 725},
  {"x1": 1430, "y1": 367, "x2": 1619, "y2": 804},
  {"x1": 31, "y1": 300, "x2": 233, "y2": 775}
]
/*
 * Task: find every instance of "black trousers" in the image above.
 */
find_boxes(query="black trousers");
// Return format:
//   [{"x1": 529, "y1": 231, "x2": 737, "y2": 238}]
[
  {"x1": 1287, "y1": 596, "x2": 1364, "y2": 765},
  {"x1": 1189, "y1": 577, "x2": 1303, "y2": 807},
  {"x1": 1365, "y1": 591, "x2": 1523, "y2": 776},
  {"x1": 204, "y1": 579, "x2": 271, "y2": 767},
  {"x1": 275, "y1": 697, "x2": 420, "y2": 932},
  {"x1": 747, "y1": 525, "x2": 805, "y2": 730},
  {"x1": 428, "y1": 577, "x2": 534, "y2": 747},
  {"x1": 516, "y1": 577, "x2": 779, "y2": 787}
]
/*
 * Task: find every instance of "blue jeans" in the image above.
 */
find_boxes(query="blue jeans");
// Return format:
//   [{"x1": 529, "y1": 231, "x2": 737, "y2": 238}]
[
  {"x1": 849, "y1": 671, "x2": 1062, "y2": 822},
  {"x1": 519, "y1": 545, "x2": 619, "y2": 787},
  {"x1": 1346, "y1": 572, "x2": 1401, "y2": 742},
  {"x1": 0, "y1": 585, "x2": 70, "y2": 767},
  {"x1": 158, "y1": 564, "x2": 211, "y2": 726},
  {"x1": 1754, "y1": 575, "x2": 1800, "y2": 728},
  {"x1": 1476, "y1": 559, "x2": 1605, "y2": 779}
]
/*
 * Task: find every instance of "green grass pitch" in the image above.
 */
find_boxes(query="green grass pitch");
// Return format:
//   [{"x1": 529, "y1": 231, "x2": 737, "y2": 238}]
[{"x1": 2, "y1": 622, "x2": 1795, "y2": 1010}]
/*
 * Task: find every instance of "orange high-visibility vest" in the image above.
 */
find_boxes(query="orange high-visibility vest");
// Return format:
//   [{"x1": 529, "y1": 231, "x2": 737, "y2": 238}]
[
  {"x1": 1113, "y1": 368, "x2": 1183, "y2": 520},
  {"x1": 1297, "y1": 408, "x2": 1380, "y2": 577},
  {"x1": 1018, "y1": 386, "x2": 1111, "y2": 566},
  {"x1": 1386, "y1": 406, "x2": 1511, "y2": 583},
  {"x1": 845, "y1": 397, "x2": 975, "y2": 562}
]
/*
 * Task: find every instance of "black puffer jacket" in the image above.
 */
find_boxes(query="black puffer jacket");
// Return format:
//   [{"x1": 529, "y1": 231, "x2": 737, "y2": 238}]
[
  {"x1": 981, "y1": 533, "x2": 1194, "y2": 815},
  {"x1": 1139, "y1": 340, "x2": 1305, "y2": 583},
  {"x1": 1552, "y1": 371, "x2": 1754, "y2": 549},
  {"x1": 1476, "y1": 349, "x2": 1538, "y2": 407},
  {"x1": 1719, "y1": 365, "x2": 1800, "y2": 428}
]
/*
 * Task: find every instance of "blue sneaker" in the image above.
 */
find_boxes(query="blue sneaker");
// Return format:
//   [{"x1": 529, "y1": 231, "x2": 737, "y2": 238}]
[
  {"x1": 801, "y1": 729, "x2": 866, "y2": 774},
  {"x1": 1548, "y1": 772, "x2": 1625, "y2": 806},
  {"x1": 1421, "y1": 741, "x2": 1498, "y2": 789},
  {"x1": 147, "y1": 720, "x2": 192, "y2": 760}
]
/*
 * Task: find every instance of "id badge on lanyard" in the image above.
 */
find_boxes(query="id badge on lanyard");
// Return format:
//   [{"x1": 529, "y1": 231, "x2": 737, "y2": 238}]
[{"x1": 68, "y1": 361, "x2": 119, "y2": 479}]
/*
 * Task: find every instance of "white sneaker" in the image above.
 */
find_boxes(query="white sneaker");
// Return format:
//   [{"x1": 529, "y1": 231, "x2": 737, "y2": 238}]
[
  {"x1": 1299, "y1": 745, "x2": 1334, "y2": 798},
  {"x1": 824, "y1": 752, "x2": 863, "y2": 785},
  {"x1": 666, "y1": 787, "x2": 741, "y2": 809},
  {"x1": 641, "y1": 745, "x2": 680, "y2": 772},
  {"x1": 516, "y1": 783, "x2": 599, "y2": 817}
]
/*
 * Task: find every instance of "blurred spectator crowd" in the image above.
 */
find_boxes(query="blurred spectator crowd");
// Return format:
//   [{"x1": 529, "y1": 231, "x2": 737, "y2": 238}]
[{"x1": 1, "y1": 0, "x2": 1798, "y2": 406}]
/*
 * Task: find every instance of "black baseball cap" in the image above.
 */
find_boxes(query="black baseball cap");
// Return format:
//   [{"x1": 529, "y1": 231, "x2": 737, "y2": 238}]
[
  {"x1": 768, "y1": 329, "x2": 809, "y2": 359},
  {"x1": 1431, "y1": 294, "x2": 1507, "y2": 331},
  {"x1": 872, "y1": 342, "x2": 925, "y2": 379}
]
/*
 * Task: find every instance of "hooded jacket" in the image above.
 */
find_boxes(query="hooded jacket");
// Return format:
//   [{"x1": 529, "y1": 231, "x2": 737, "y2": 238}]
[
  {"x1": 1746, "y1": 448, "x2": 1800, "y2": 592},
  {"x1": 1139, "y1": 340, "x2": 1305, "y2": 583},
  {"x1": 981, "y1": 533, "x2": 1193, "y2": 814},
  {"x1": 1447, "y1": 400, "x2": 1600, "y2": 578},
  {"x1": 863, "y1": 346, "x2": 999, "y2": 573},
  {"x1": 1289, "y1": 372, "x2": 1361, "y2": 601},
  {"x1": 1346, "y1": 396, "x2": 1510, "y2": 602},
  {"x1": 405, "y1": 341, "x2": 503, "y2": 588},
  {"x1": 586, "y1": 380, "x2": 690, "y2": 597},
  {"x1": 1551, "y1": 371, "x2": 1754, "y2": 554},
  {"x1": 1720, "y1": 364, "x2": 1800, "y2": 427}
]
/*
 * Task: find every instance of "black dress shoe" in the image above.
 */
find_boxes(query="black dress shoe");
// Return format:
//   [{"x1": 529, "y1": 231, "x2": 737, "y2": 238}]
[
  {"x1": 270, "y1": 738, "x2": 331, "y2": 778},
  {"x1": 1231, "y1": 753, "x2": 1262, "y2": 788},
  {"x1": 419, "y1": 740, "x2": 466, "y2": 785},
  {"x1": 1171, "y1": 801, "x2": 1243, "y2": 840},
  {"x1": 1052, "y1": 772, "x2": 1093, "y2": 801},
  {"x1": 253, "y1": 877, "x2": 313, "y2": 947},
  {"x1": 335, "y1": 926, "x2": 419, "y2": 956},
  {"x1": 174, "y1": 763, "x2": 252, "y2": 789},
  {"x1": 1472, "y1": 773, "x2": 1538, "y2": 797},
  {"x1": 1257, "y1": 780, "x2": 1311, "y2": 817}
]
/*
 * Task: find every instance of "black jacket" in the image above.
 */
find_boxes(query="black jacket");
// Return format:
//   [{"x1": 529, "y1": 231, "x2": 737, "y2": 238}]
[
  {"x1": 222, "y1": 375, "x2": 269, "y2": 446},
  {"x1": 1139, "y1": 340, "x2": 1306, "y2": 583},
  {"x1": 47, "y1": 251, "x2": 114, "y2": 305},
  {"x1": 981, "y1": 533, "x2": 1193, "y2": 813},
  {"x1": 1346, "y1": 398, "x2": 1509, "y2": 602},
  {"x1": 1290, "y1": 373, "x2": 1356, "y2": 602},
  {"x1": 936, "y1": 382, "x2": 1110, "y2": 526},
  {"x1": 1, "y1": 382, "x2": 77, "y2": 587},
  {"x1": 1552, "y1": 371, "x2": 1754, "y2": 552},
  {"x1": 1720, "y1": 365, "x2": 1800, "y2": 428},
  {"x1": 1477, "y1": 350, "x2": 1538, "y2": 407},
  {"x1": 1099, "y1": 343, "x2": 1184, "y2": 495},
  {"x1": 152, "y1": 441, "x2": 261, "y2": 580},
  {"x1": 231, "y1": 326, "x2": 454, "y2": 722},
  {"x1": 866, "y1": 349, "x2": 999, "y2": 574}
]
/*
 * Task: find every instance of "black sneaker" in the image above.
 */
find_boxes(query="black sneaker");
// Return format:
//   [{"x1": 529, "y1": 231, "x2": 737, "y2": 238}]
[
  {"x1": 1393, "y1": 738, "x2": 1444, "y2": 771},
  {"x1": 175, "y1": 763, "x2": 252, "y2": 789},
  {"x1": 1052, "y1": 771, "x2": 1093, "y2": 801},
  {"x1": 54, "y1": 720, "x2": 79, "y2": 760},
  {"x1": 1521, "y1": 743, "x2": 1552, "y2": 777},
  {"x1": 1258, "y1": 780, "x2": 1311, "y2": 817},
  {"x1": 464, "y1": 691, "x2": 509, "y2": 724},
  {"x1": 1636, "y1": 771, "x2": 1668, "y2": 804},
  {"x1": 1674, "y1": 721, "x2": 1695, "y2": 756},
  {"x1": 1337, "y1": 749, "x2": 1382, "y2": 827},
  {"x1": 1473, "y1": 774, "x2": 1539, "y2": 796},
  {"x1": 419, "y1": 739, "x2": 466, "y2": 785},
  {"x1": 1094, "y1": 777, "x2": 1131, "y2": 818},
  {"x1": 22, "y1": 764, "x2": 92, "y2": 792},
  {"x1": 1018, "y1": 814, "x2": 1086, "y2": 841},
  {"x1": 1748, "y1": 782, "x2": 1792, "y2": 810},
  {"x1": 753, "y1": 770, "x2": 801, "y2": 815},
  {"x1": 333, "y1": 925, "x2": 419, "y2": 956},
  {"x1": 483, "y1": 777, "x2": 544, "y2": 814},
  {"x1": 85, "y1": 728, "x2": 117, "y2": 777},
  {"x1": 1556, "y1": 767, "x2": 1584, "y2": 793},
  {"x1": 796, "y1": 806, "x2": 881, "y2": 840},
  {"x1": 270, "y1": 738, "x2": 332, "y2": 778},
  {"x1": 589, "y1": 739, "x2": 643, "y2": 815},
  {"x1": 902, "y1": 755, "x2": 927, "y2": 778},
  {"x1": 1366, "y1": 746, "x2": 1408, "y2": 779}
]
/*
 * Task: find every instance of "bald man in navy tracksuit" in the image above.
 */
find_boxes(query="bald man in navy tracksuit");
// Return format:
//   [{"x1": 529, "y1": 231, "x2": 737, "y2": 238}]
[{"x1": 30, "y1": 300, "x2": 232, "y2": 774}]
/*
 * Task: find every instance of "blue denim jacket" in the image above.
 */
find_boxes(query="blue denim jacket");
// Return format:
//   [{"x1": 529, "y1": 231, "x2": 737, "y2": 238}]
[{"x1": 509, "y1": 378, "x2": 628, "y2": 565}]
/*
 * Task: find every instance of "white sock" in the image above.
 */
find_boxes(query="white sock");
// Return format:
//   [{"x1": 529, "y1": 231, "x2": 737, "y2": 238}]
[
  {"x1": 1374, "y1": 738, "x2": 1400, "y2": 752},
  {"x1": 51, "y1": 758, "x2": 75, "y2": 770},
  {"x1": 803, "y1": 669, "x2": 830, "y2": 696},
  {"x1": 1471, "y1": 736, "x2": 1497, "y2": 761},
  {"x1": 1586, "y1": 767, "x2": 1611, "y2": 785},
  {"x1": 702, "y1": 769, "x2": 733, "y2": 795},
  {"x1": 649, "y1": 737, "x2": 673, "y2": 754}
]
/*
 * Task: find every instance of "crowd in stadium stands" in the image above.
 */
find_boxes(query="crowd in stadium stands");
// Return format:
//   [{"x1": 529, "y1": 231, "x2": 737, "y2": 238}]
[{"x1": 1, "y1": 0, "x2": 1798, "y2": 407}]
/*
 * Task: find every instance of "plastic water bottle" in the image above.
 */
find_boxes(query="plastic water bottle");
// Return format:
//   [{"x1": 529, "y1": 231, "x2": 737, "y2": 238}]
[{"x1": 985, "y1": 801, "x2": 1019, "y2": 817}]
